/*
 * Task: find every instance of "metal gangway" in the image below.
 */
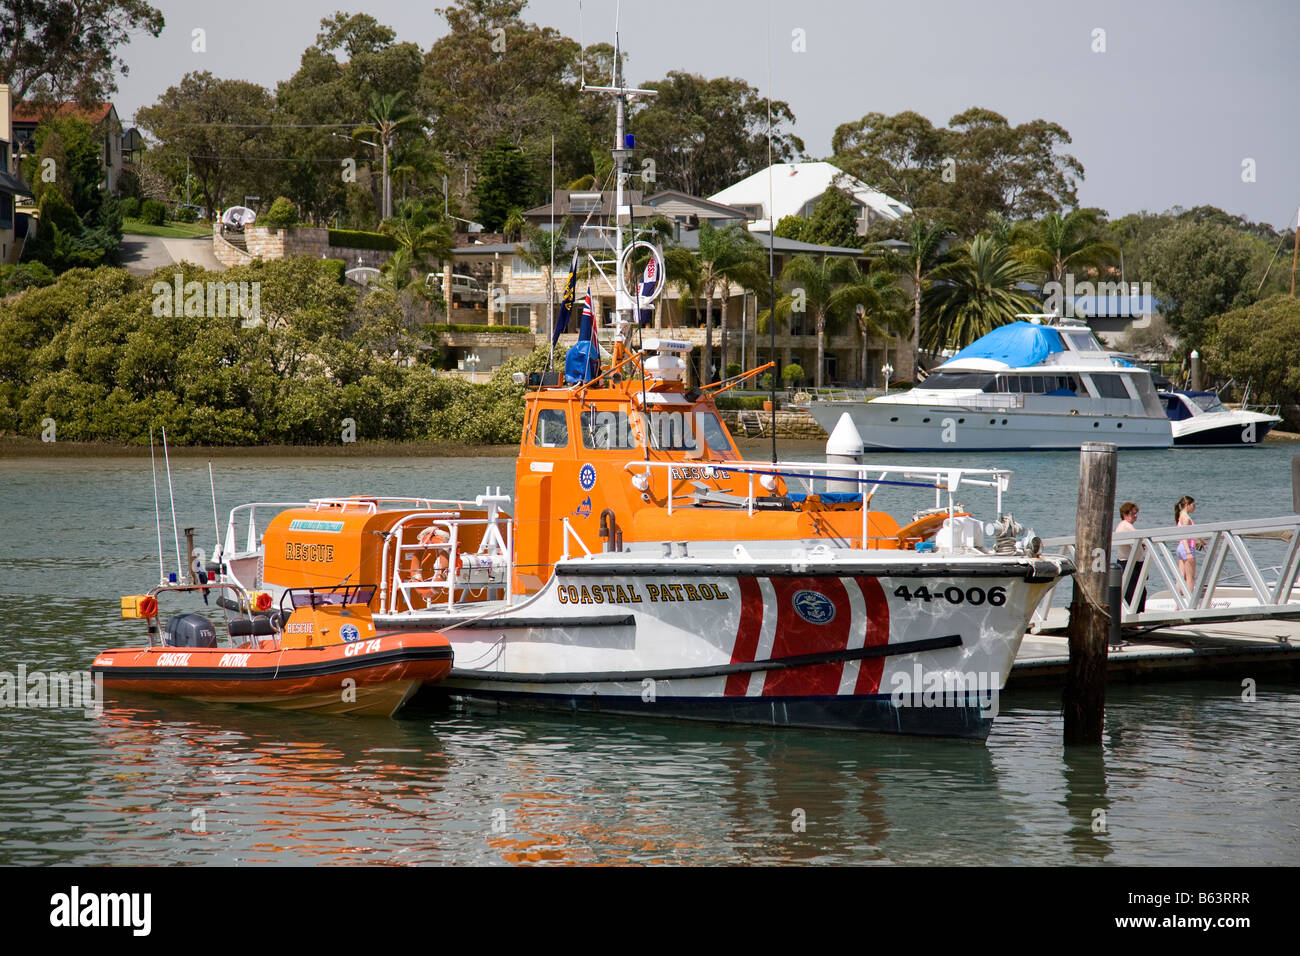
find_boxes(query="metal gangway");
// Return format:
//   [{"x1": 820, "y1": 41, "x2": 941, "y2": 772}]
[{"x1": 1033, "y1": 514, "x2": 1300, "y2": 631}]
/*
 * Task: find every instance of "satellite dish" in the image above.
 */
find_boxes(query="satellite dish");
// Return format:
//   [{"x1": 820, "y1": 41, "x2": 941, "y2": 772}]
[{"x1": 221, "y1": 206, "x2": 257, "y2": 227}]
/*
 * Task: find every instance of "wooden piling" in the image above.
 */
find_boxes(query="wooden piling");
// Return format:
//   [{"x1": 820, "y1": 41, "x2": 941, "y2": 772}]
[{"x1": 1064, "y1": 442, "x2": 1117, "y2": 745}]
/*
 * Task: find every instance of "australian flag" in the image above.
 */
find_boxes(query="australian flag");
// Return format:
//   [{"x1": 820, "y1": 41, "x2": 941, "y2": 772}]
[
  {"x1": 564, "y1": 286, "x2": 601, "y2": 384},
  {"x1": 551, "y1": 250, "x2": 580, "y2": 343},
  {"x1": 636, "y1": 256, "x2": 658, "y2": 327}
]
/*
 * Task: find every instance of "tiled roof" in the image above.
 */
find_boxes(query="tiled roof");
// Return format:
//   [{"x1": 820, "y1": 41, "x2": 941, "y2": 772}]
[{"x1": 12, "y1": 101, "x2": 116, "y2": 125}]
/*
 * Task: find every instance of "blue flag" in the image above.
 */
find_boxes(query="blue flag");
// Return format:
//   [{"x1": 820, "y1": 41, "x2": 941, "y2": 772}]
[{"x1": 551, "y1": 250, "x2": 579, "y2": 343}]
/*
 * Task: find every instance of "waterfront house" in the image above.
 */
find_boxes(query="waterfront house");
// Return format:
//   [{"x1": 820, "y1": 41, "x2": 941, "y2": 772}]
[
  {"x1": 12, "y1": 100, "x2": 123, "y2": 195},
  {"x1": 709, "y1": 161, "x2": 910, "y2": 235}
]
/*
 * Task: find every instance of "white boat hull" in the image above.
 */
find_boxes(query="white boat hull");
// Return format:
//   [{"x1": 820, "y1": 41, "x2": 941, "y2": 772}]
[{"x1": 385, "y1": 556, "x2": 1066, "y2": 739}]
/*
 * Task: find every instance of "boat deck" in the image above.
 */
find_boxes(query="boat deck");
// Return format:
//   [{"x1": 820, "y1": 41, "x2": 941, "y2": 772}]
[{"x1": 1009, "y1": 607, "x2": 1300, "y2": 687}]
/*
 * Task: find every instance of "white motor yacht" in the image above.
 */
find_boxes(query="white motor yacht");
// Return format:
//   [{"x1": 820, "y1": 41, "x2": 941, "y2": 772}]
[{"x1": 803, "y1": 315, "x2": 1172, "y2": 451}]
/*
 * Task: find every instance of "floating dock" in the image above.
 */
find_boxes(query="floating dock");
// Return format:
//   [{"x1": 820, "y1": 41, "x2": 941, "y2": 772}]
[{"x1": 1010, "y1": 608, "x2": 1300, "y2": 687}]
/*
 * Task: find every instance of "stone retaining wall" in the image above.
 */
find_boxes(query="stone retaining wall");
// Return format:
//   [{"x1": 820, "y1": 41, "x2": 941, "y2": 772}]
[
  {"x1": 210, "y1": 224, "x2": 393, "y2": 271},
  {"x1": 719, "y1": 408, "x2": 826, "y2": 440}
]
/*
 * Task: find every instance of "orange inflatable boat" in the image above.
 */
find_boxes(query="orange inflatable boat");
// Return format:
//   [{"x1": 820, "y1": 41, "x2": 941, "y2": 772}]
[{"x1": 92, "y1": 583, "x2": 453, "y2": 717}]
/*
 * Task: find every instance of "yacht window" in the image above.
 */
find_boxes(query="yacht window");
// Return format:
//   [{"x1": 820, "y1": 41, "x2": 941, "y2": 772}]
[
  {"x1": 534, "y1": 408, "x2": 569, "y2": 447},
  {"x1": 923, "y1": 371, "x2": 996, "y2": 391},
  {"x1": 1030, "y1": 375, "x2": 1045, "y2": 393},
  {"x1": 1064, "y1": 331, "x2": 1103, "y2": 352},
  {"x1": 1190, "y1": 393, "x2": 1227, "y2": 413},
  {"x1": 580, "y1": 410, "x2": 638, "y2": 450},
  {"x1": 1091, "y1": 374, "x2": 1131, "y2": 400}
]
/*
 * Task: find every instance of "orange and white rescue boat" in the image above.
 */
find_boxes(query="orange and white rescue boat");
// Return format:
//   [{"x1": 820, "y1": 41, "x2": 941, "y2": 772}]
[{"x1": 92, "y1": 583, "x2": 453, "y2": 717}]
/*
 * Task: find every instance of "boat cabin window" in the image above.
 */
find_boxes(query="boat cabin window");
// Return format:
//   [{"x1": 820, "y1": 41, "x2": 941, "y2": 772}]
[
  {"x1": 641, "y1": 408, "x2": 737, "y2": 460},
  {"x1": 1062, "y1": 330, "x2": 1103, "y2": 352},
  {"x1": 1189, "y1": 392, "x2": 1227, "y2": 413},
  {"x1": 1090, "y1": 373, "x2": 1132, "y2": 400},
  {"x1": 580, "y1": 409, "x2": 639, "y2": 450},
  {"x1": 534, "y1": 408, "x2": 569, "y2": 447},
  {"x1": 924, "y1": 371, "x2": 997, "y2": 391},
  {"x1": 996, "y1": 374, "x2": 1079, "y2": 395}
]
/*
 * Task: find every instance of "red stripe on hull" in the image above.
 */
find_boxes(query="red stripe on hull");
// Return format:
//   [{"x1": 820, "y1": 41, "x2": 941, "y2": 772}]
[
  {"x1": 852, "y1": 576, "x2": 891, "y2": 695},
  {"x1": 725, "y1": 576, "x2": 764, "y2": 696}
]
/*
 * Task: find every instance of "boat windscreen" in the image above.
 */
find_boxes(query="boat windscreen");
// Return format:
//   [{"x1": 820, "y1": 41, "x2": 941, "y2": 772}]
[
  {"x1": 641, "y1": 409, "x2": 736, "y2": 460},
  {"x1": 1189, "y1": 392, "x2": 1227, "y2": 413},
  {"x1": 923, "y1": 371, "x2": 997, "y2": 391}
]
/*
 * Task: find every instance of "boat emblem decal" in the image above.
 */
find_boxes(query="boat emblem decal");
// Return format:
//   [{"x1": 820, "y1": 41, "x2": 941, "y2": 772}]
[
  {"x1": 792, "y1": 590, "x2": 836, "y2": 625},
  {"x1": 579, "y1": 463, "x2": 597, "y2": 491},
  {"x1": 573, "y1": 495, "x2": 592, "y2": 518},
  {"x1": 340, "y1": 624, "x2": 361, "y2": 642}
]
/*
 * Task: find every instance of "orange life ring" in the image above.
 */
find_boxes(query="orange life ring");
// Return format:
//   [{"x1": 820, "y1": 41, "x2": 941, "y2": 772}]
[
  {"x1": 407, "y1": 526, "x2": 451, "y2": 600},
  {"x1": 896, "y1": 511, "x2": 971, "y2": 548}
]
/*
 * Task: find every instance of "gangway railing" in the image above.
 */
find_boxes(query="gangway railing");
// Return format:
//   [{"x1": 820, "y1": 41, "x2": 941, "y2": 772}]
[{"x1": 1033, "y1": 514, "x2": 1300, "y2": 629}]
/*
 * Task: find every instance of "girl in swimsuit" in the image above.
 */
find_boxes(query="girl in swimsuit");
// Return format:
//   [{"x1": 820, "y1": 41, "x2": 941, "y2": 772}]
[{"x1": 1175, "y1": 495, "x2": 1201, "y2": 591}]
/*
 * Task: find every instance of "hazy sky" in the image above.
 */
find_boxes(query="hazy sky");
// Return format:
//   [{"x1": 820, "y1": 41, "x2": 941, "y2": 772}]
[{"x1": 110, "y1": 0, "x2": 1298, "y2": 228}]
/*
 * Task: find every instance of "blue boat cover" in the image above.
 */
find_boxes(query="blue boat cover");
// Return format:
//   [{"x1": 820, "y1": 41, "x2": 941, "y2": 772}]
[
  {"x1": 564, "y1": 340, "x2": 601, "y2": 384},
  {"x1": 948, "y1": 321, "x2": 1064, "y2": 367}
]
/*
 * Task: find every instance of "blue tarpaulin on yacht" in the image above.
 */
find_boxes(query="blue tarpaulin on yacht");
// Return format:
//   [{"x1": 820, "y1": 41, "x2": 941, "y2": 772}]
[{"x1": 948, "y1": 321, "x2": 1064, "y2": 367}]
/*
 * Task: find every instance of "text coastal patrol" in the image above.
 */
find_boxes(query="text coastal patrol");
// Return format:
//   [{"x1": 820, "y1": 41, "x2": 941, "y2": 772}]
[{"x1": 556, "y1": 582, "x2": 729, "y2": 605}]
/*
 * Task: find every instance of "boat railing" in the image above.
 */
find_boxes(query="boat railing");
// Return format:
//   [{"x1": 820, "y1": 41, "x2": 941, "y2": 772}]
[
  {"x1": 561, "y1": 516, "x2": 593, "y2": 559},
  {"x1": 380, "y1": 511, "x2": 513, "y2": 614},
  {"x1": 1032, "y1": 514, "x2": 1300, "y2": 629},
  {"x1": 136, "y1": 581, "x2": 269, "y2": 649},
  {"x1": 222, "y1": 501, "x2": 312, "y2": 565},
  {"x1": 953, "y1": 393, "x2": 1025, "y2": 411},
  {"x1": 307, "y1": 496, "x2": 478, "y2": 514},
  {"x1": 624, "y1": 459, "x2": 1012, "y2": 549}
]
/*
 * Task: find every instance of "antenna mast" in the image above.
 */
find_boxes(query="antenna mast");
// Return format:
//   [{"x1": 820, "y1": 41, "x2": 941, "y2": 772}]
[{"x1": 581, "y1": 17, "x2": 656, "y2": 359}]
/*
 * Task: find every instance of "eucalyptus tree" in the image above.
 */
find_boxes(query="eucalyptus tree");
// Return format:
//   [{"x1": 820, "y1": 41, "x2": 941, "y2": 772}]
[{"x1": 920, "y1": 234, "x2": 1040, "y2": 352}]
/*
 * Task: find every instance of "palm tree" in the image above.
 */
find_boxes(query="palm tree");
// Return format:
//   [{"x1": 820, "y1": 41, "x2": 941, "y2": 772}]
[
  {"x1": 518, "y1": 218, "x2": 571, "y2": 337},
  {"x1": 695, "y1": 222, "x2": 764, "y2": 383},
  {"x1": 848, "y1": 265, "x2": 909, "y2": 385},
  {"x1": 920, "y1": 234, "x2": 1041, "y2": 352},
  {"x1": 1012, "y1": 209, "x2": 1119, "y2": 285},
  {"x1": 771, "y1": 254, "x2": 902, "y2": 390},
  {"x1": 380, "y1": 198, "x2": 453, "y2": 291},
  {"x1": 664, "y1": 245, "x2": 703, "y2": 335},
  {"x1": 353, "y1": 91, "x2": 424, "y2": 220},
  {"x1": 883, "y1": 216, "x2": 949, "y2": 381}
]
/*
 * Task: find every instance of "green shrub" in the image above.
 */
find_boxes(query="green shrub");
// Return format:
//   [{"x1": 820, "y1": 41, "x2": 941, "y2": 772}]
[
  {"x1": 725, "y1": 362, "x2": 742, "y2": 379},
  {"x1": 715, "y1": 394, "x2": 769, "y2": 410},
  {"x1": 432, "y1": 323, "x2": 531, "y2": 334},
  {"x1": 264, "y1": 196, "x2": 297, "y2": 229},
  {"x1": 119, "y1": 197, "x2": 140, "y2": 219},
  {"x1": 140, "y1": 200, "x2": 166, "y2": 226},
  {"x1": 759, "y1": 372, "x2": 773, "y2": 391},
  {"x1": 173, "y1": 205, "x2": 198, "y2": 223},
  {"x1": 782, "y1": 363, "x2": 805, "y2": 388},
  {"x1": 0, "y1": 262, "x2": 57, "y2": 295},
  {"x1": 327, "y1": 228, "x2": 398, "y2": 251}
]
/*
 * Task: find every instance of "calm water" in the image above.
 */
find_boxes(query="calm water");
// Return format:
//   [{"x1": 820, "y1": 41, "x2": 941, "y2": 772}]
[{"x1": 1, "y1": 443, "x2": 1298, "y2": 865}]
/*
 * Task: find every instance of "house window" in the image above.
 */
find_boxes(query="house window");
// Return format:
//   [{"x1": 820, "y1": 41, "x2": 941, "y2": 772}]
[
  {"x1": 509, "y1": 305, "x2": 532, "y2": 326},
  {"x1": 569, "y1": 192, "x2": 601, "y2": 213},
  {"x1": 511, "y1": 256, "x2": 542, "y2": 277}
]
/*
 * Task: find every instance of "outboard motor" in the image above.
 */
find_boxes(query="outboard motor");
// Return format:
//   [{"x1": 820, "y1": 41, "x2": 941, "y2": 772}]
[{"x1": 164, "y1": 613, "x2": 218, "y2": 648}]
